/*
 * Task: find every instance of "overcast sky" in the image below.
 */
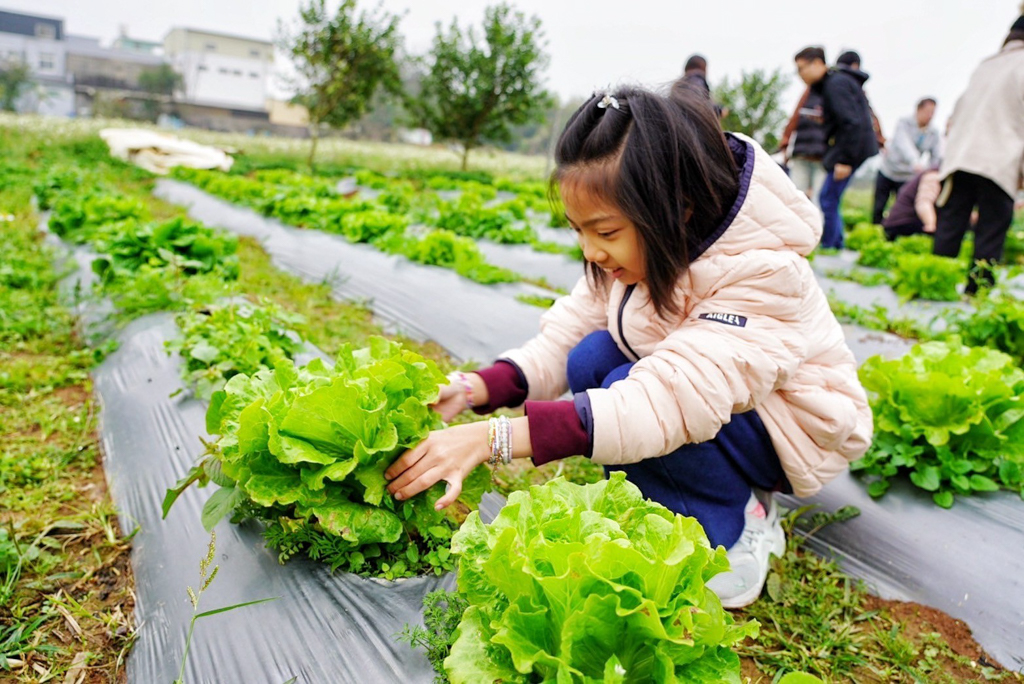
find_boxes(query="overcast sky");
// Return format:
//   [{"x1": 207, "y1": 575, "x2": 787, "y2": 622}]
[{"x1": 8, "y1": 0, "x2": 1022, "y2": 135}]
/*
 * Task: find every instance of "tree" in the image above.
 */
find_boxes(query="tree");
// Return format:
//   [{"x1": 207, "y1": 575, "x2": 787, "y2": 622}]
[
  {"x1": 0, "y1": 59, "x2": 32, "y2": 112},
  {"x1": 413, "y1": 3, "x2": 551, "y2": 170},
  {"x1": 139, "y1": 63, "x2": 182, "y2": 121},
  {"x1": 139, "y1": 63, "x2": 182, "y2": 97},
  {"x1": 714, "y1": 68, "x2": 790, "y2": 152},
  {"x1": 278, "y1": 0, "x2": 403, "y2": 170}
]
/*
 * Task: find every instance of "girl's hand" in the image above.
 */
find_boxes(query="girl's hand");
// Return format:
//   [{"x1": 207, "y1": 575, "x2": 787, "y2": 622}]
[
  {"x1": 432, "y1": 381, "x2": 469, "y2": 422},
  {"x1": 385, "y1": 421, "x2": 491, "y2": 510}
]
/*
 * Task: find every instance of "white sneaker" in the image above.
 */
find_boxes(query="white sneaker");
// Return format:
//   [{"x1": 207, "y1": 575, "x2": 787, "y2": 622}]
[{"x1": 706, "y1": 491, "x2": 786, "y2": 609}]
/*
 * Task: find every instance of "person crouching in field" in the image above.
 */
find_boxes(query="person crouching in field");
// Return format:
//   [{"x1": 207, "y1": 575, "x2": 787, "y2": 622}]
[
  {"x1": 385, "y1": 81, "x2": 872, "y2": 608},
  {"x1": 882, "y1": 165, "x2": 942, "y2": 241}
]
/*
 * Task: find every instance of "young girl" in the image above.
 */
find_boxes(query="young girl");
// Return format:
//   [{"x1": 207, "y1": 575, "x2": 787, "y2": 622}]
[{"x1": 384, "y1": 82, "x2": 872, "y2": 608}]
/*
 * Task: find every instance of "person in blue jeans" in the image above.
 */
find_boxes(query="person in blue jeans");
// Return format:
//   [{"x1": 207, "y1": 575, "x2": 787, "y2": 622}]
[
  {"x1": 794, "y1": 46, "x2": 879, "y2": 248},
  {"x1": 567, "y1": 329, "x2": 791, "y2": 551},
  {"x1": 818, "y1": 172, "x2": 854, "y2": 249}
]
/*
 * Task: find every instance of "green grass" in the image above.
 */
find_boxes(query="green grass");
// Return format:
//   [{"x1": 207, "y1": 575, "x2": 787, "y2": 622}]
[
  {"x1": 736, "y1": 507, "x2": 1021, "y2": 682},
  {"x1": 0, "y1": 153, "x2": 136, "y2": 681}
]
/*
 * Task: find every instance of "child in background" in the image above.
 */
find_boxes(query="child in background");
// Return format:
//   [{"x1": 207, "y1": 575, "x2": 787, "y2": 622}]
[{"x1": 385, "y1": 82, "x2": 872, "y2": 608}]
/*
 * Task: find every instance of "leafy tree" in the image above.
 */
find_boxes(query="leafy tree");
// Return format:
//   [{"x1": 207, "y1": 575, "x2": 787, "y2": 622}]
[
  {"x1": 0, "y1": 59, "x2": 32, "y2": 112},
  {"x1": 413, "y1": 3, "x2": 551, "y2": 170},
  {"x1": 139, "y1": 63, "x2": 182, "y2": 121},
  {"x1": 139, "y1": 63, "x2": 182, "y2": 97},
  {"x1": 714, "y1": 68, "x2": 790, "y2": 152},
  {"x1": 278, "y1": 0, "x2": 403, "y2": 170}
]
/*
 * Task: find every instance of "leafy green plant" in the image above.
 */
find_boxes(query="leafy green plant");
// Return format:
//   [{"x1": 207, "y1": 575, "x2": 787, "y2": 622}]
[
  {"x1": 514, "y1": 294, "x2": 556, "y2": 309},
  {"x1": 854, "y1": 338, "x2": 1024, "y2": 507},
  {"x1": 398, "y1": 590, "x2": 469, "y2": 684},
  {"x1": 32, "y1": 166, "x2": 85, "y2": 210},
  {"x1": 174, "y1": 532, "x2": 277, "y2": 684},
  {"x1": 338, "y1": 209, "x2": 408, "y2": 243},
  {"x1": 163, "y1": 337, "x2": 490, "y2": 577},
  {"x1": 167, "y1": 301, "x2": 307, "y2": 398},
  {"x1": 48, "y1": 191, "x2": 147, "y2": 242},
  {"x1": 841, "y1": 206, "x2": 871, "y2": 230},
  {"x1": 91, "y1": 217, "x2": 240, "y2": 281},
  {"x1": 441, "y1": 473, "x2": 757, "y2": 682},
  {"x1": 891, "y1": 254, "x2": 962, "y2": 301},
  {"x1": 825, "y1": 268, "x2": 893, "y2": 288},
  {"x1": 856, "y1": 239, "x2": 898, "y2": 269},
  {"x1": 845, "y1": 222, "x2": 885, "y2": 252},
  {"x1": 941, "y1": 292, "x2": 1024, "y2": 366},
  {"x1": 404, "y1": 230, "x2": 519, "y2": 284}
]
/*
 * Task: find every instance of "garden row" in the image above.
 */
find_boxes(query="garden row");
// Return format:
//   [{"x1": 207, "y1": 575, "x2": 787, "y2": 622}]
[
  {"x1": 26, "y1": 145, "x2": 780, "y2": 682},
  {"x1": 6, "y1": 131, "x2": 1018, "y2": 682},
  {"x1": 171, "y1": 165, "x2": 580, "y2": 290}
]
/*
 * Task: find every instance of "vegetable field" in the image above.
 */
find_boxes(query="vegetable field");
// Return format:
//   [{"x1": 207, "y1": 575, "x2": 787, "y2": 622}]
[{"x1": 3, "y1": 118, "x2": 1024, "y2": 683}]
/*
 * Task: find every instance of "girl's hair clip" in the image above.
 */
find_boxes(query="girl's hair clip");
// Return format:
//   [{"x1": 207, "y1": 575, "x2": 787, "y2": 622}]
[{"x1": 597, "y1": 94, "x2": 620, "y2": 111}]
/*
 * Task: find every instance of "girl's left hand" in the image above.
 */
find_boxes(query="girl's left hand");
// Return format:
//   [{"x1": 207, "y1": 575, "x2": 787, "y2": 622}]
[{"x1": 384, "y1": 421, "x2": 491, "y2": 510}]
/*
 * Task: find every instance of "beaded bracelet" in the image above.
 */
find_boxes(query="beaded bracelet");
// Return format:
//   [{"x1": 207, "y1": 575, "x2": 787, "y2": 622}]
[
  {"x1": 487, "y1": 415, "x2": 513, "y2": 466},
  {"x1": 448, "y1": 371, "x2": 475, "y2": 409}
]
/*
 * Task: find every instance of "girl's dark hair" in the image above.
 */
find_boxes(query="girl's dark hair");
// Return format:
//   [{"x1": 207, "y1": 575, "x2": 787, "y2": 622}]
[
  {"x1": 551, "y1": 81, "x2": 739, "y2": 318},
  {"x1": 1005, "y1": 29, "x2": 1024, "y2": 45}
]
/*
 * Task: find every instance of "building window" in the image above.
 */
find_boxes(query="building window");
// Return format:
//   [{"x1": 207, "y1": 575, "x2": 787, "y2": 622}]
[
  {"x1": 197, "y1": 65, "x2": 208, "y2": 71},
  {"x1": 218, "y1": 67, "x2": 229, "y2": 74},
  {"x1": 249, "y1": 72, "x2": 259, "y2": 78},
  {"x1": 205, "y1": 43, "x2": 217, "y2": 51},
  {"x1": 233, "y1": 69, "x2": 241, "y2": 76},
  {"x1": 35, "y1": 23, "x2": 56, "y2": 39},
  {"x1": 38, "y1": 53, "x2": 55, "y2": 70},
  {"x1": 249, "y1": 49, "x2": 260, "y2": 58}
]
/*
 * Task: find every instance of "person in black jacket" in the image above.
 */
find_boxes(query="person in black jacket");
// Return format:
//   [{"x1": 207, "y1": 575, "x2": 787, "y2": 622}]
[
  {"x1": 794, "y1": 46, "x2": 880, "y2": 248},
  {"x1": 778, "y1": 86, "x2": 828, "y2": 206},
  {"x1": 682, "y1": 54, "x2": 726, "y2": 119}
]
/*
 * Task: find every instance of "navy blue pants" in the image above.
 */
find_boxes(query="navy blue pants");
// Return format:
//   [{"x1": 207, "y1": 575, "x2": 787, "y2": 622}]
[
  {"x1": 819, "y1": 170, "x2": 853, "y2": 249},
  {"x1": 567, "y1": 331, "x2": 790, "y2": 549}
]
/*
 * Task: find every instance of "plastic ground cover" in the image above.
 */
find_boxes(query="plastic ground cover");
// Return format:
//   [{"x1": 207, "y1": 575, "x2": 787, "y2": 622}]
[
  {"x1": 94, "y1": 312, "x2": 461, "y2": 682},
  {"x1": 45, "y1": 230, "x2": 504, "y2": 682},
  {"x1": 151, "y1": 181, "x2": 1024, "y2": 668}
]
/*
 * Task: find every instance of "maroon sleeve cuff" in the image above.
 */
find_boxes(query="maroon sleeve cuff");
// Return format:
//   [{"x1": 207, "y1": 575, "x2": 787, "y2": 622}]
[
  {"x1": 472, "y1": 360, "x2": 528, "y2": 414},
  {"x1": 525, "y1": 400, "x2": 590, "y2": 466}
]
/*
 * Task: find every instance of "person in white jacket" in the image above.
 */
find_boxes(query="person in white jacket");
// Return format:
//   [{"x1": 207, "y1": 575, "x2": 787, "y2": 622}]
[
  {"x1": 934, "y1": 15, "x2": 1024, "y2": 294},
  {"x1": 873, "y1": 98, "x2": 942, "y2": 224},
  {"x1": 385, "y1": 81, "x2": 871, "y2": 608}
]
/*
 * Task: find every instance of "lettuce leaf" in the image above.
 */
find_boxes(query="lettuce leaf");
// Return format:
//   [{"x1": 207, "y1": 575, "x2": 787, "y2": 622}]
[
  {"x1": 444, "y1": 474, "x2": 756, "y2": 683},
  {"x1": 189, "y1": 336, "x2": 488, "y2": 577},
  {"x1": 855, "y1": 337, "x2": 1024, "y2": 506}
]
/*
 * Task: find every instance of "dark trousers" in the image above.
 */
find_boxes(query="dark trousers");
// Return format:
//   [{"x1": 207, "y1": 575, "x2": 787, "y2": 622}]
[
  {"x1": 934, "y1": 171, "x2": 1015, "y2": 295},
  {"x1": 819, "y1": 170, "x2": 853, "y2": 249},
  {"x1": 566, "y1": 330, "x2": 790, "y2": 549},
  {"x1": 873, "y1": 172, "x2": 906, "y2": 225}
]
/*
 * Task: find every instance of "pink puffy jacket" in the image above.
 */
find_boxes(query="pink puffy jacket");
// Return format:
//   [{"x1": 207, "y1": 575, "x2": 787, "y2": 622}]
[{"x1": 502, "y1": 135, "x2": 873, "y2": 497}]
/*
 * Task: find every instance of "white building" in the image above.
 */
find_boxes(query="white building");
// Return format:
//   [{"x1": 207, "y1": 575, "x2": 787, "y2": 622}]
[
  {"x1": 0, "y1": 9, "x2": 75, "y2": 116},
  {"x1": 163, "y1": 27, "x2": 272, "y2": 112}
]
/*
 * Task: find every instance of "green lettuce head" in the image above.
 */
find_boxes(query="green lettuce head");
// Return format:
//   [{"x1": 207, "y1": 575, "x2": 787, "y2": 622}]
[{"x1": 445, "y1": 473, "x2": 757, "y2": 683}]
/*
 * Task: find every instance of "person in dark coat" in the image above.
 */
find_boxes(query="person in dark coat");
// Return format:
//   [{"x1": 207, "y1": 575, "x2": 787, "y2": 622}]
[
  {"x1": 882, "y1": 165, "x2": 941, "y2": 241},
  {"x1": 794, "y1": 46, "x2": 880, "y2": 249},
  {"x1": 682, "y1": 54, "x2": 725, "y2": 119},
  {"x1": 836, "y1": 51, "x2": 886, "y2": 150},
  {"x1": 779, "y1": 86, "x2": 828, "y2": 206}
]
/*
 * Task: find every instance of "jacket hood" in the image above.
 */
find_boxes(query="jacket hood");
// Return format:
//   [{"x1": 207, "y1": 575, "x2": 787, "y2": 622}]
[
  {"x1": 695, "y1": 133, "x2": 823, "y2": 260},
  {"x1": 834, "y1": 65, "x2": 870, "y2": 85}
]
